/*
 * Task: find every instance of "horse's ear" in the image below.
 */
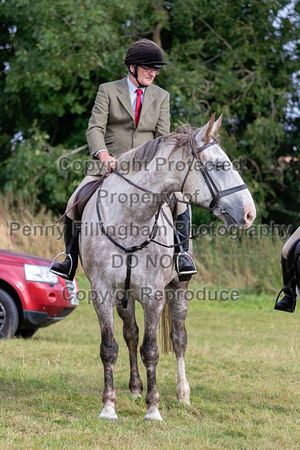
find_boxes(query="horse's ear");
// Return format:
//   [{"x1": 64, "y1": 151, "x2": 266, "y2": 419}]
[
  {"x1": 195, "y1": 113, "x2": 217, "y2": 144},
  {"x1": 205, "y1": 113, "x2": 215, "y2": 142},
  {"x1": 212, "y1": 113, "x2": 223, "y2": 136}
]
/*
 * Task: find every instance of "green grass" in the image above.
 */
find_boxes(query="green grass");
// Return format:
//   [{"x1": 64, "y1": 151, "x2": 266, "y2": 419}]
[{"x1": 1, "y1": 274, "x2": 300, "y2": 449}]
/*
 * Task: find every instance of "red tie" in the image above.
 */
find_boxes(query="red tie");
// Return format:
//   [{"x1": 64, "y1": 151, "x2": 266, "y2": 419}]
[{"x1": 135, "y1": 89, "x2": 142, "y2": 127}]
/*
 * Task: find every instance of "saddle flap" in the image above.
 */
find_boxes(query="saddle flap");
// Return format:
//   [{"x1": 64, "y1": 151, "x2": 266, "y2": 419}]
[
  {"x1": 286, "y1": 238, "x2": 300, "y2": 287},
  {"x1": 74, "y1": 180, "x2": 102, "y2": 220}
]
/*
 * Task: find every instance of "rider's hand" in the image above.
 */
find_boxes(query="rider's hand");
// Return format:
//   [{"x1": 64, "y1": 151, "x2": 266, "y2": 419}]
[{"x1": 98, "y1": 151, "x2": 118, "y2": 171}]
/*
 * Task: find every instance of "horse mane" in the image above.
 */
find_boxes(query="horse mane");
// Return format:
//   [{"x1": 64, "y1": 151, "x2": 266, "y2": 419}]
[
  {"x1": 118, "y1": 134, "x2": 170, "y2": 166},
  {"x1": 118, "y1": 125, "x2": 196, "y2": 167},
  {"x1": 118, "y1": 122, "x2": 220, "y2": 171}
]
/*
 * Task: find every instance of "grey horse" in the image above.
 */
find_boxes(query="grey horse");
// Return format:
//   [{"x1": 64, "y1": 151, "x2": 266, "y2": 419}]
[{"x1": 80, "y1": 115, "x2": 256, "y2": 421}]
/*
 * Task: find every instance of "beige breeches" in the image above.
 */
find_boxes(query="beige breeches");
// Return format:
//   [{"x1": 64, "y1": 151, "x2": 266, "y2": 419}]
[{"x1": 282, "y1": 226, "x2": 300, "y2": 259}]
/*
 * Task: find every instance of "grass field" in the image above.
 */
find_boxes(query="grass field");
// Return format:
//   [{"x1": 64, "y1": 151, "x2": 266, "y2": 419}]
[
  {"x1": 1, "y1": 272, "x2": 300, "y2": 449},
  {"x1": 1, "y1": 198, "x2": 299, "y2": 448}
]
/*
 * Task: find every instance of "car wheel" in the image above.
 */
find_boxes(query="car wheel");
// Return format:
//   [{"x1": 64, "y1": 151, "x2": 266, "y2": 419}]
[
  {"x1": 17, "y1": 328, "x2": 37, "y2": 339},
  {"x1": 0, "y1": 289, "x2": 19, "y2": 339}
]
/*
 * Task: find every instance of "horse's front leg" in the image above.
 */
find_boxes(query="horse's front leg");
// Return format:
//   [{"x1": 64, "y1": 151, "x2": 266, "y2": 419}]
[
  {"x1": 140, "y1": 299, "x2": 164, "y2": 421},
  {"x1": 167, "y1": 280, "x2": 190, "y2": 405},
  {"x1": 93, "y1": 293, "x2": 119, "y2": 421},
  {"x1": 116, "y1": 298, "x2": 143, "y2": 398}
]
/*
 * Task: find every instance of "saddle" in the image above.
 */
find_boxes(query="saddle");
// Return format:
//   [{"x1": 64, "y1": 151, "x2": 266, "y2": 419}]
[{"x1": 73, "y1": 180, "x2": 103, "y2": 221}]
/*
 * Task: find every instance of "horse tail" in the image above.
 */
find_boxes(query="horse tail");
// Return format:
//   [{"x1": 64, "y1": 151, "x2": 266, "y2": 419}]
[{"x1": 160, "y1": 302, "x2": 173, "y2": 354}]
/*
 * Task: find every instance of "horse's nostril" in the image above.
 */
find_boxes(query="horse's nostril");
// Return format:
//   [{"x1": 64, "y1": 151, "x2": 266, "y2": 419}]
[{"x1": 245, "y1": 210, "x2": 254, "y2": 223}]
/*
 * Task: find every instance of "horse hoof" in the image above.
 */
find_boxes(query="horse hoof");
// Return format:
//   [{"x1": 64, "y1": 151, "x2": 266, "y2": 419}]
[
  {"x1": 177, "y1": 382, "x2": 190, "y2": 405},
  {"x1": 99, "y1": 405, "x2": 118, "y2": 421},
  {"x1": 144, "y1": 407, "x2": 163, "y2": 421},
  {"x1": 178, "y1": 398, "x2": 191, "y2": 406}
]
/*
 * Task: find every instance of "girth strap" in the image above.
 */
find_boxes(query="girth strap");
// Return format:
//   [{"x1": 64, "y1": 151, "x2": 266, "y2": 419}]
[{"x1": 123, "y1": 253, "x2": 134, "y2": 310}]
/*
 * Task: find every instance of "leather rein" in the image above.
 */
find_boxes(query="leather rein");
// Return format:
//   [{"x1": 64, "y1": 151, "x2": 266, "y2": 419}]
[{"x1": 96, "y1": 138, "x2": 248, "y2": 308}]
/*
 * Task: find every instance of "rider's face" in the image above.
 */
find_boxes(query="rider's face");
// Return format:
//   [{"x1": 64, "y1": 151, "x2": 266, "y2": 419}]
[{"x1": 129, "y1": 65, "x2": 157, "y2": 87}]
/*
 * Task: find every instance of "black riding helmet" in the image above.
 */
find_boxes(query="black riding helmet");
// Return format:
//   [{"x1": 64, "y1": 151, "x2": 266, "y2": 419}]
[{"x1": 124, "y1": 38, "x2": 167, "y2": 87}]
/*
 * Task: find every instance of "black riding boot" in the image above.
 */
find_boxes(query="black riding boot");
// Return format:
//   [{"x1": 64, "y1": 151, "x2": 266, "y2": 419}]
[
  {"x1": 175, "y1": 207, "x2": 197, "y2": 282},
  {"x1": 50, "y1": 216, "x2": 80, "y2": 281},
  {"x1": 274, "y1": 256, "x2": 296, "y2": 313}
]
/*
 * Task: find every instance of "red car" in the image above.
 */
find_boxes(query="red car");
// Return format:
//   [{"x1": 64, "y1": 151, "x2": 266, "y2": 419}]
[{"x1": 0, "y1": 249, "x2": 79, "y2": 339}]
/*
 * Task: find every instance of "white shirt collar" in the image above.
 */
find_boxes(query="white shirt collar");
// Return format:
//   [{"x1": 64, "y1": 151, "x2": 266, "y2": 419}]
[{"x1": 127, "y1": 75, "x2": 146, "y2": 95}]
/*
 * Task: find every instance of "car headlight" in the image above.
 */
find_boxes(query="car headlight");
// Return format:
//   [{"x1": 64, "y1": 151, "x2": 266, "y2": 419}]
[{"x1": 24, "y1": 264, "x2": 59, "y2": 284}]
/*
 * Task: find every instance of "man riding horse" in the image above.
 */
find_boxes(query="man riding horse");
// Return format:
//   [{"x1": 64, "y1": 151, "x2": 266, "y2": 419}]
[{"x1": 50, "y1": 39, "x2": 197, "y2": 281}]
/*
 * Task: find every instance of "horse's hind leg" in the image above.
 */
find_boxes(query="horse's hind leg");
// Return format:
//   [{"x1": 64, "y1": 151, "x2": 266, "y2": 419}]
[
  {"x1": 116, "y1": 299, "x2": 143, "y2": 398},
  {"x1": 93, "y1": 296, "x2": 119, "y2": 420},
  {"x1": 140, "y1": 300, "x2": 164, "y2": 421},
  {"x1": 167, "y1": 280, "x2": 190, "y2": 405}
]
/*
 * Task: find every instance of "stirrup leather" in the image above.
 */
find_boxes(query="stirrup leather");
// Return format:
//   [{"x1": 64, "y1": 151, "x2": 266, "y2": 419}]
[{"x1": 49, "y1": 251, "x2": 73, "y2": 278}]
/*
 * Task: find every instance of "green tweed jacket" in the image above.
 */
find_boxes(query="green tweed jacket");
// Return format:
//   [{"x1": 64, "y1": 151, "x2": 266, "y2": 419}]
[{"x1": 86, "y1": 76, "x2": 170, "y2": 175}]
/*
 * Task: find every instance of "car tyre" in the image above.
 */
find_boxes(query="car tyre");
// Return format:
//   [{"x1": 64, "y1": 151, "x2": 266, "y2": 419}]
[{"x1": 0, "y1": 289, "x2": 19, "y2": 339}]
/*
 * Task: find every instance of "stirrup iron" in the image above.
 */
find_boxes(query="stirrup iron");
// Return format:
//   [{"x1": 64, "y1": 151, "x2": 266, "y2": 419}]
[
  {"x1": 176, "y1": 251, "x2": 197, "y2": 282},
  {"x1": 274, "y1": 285, "x2": 296, "y2": 313},
  {"x1": 49, "y1": 251, "x2": 73, "y2": 278}
]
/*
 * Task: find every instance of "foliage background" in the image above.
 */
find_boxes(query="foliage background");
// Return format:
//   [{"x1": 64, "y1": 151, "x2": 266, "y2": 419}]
[
  {"x1": 1, "y1": 3, "x2": 300, "y2": 445},
  {"x1": 0, "y1": 0, "x2": 299, "y2": 226}
]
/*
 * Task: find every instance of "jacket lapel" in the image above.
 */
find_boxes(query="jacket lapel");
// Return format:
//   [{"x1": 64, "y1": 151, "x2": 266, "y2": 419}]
[
  {"x1": 117, "y1": 77, "x2": 135, "y2": 120},
  {"x1": 140, "y1": 85, "x2": 154, "y2": 119}
]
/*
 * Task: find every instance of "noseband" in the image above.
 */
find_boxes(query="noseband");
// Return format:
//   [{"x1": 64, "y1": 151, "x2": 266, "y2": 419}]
[{"x1": 180, "y1": 139, "x2": 248, "y2": 218}]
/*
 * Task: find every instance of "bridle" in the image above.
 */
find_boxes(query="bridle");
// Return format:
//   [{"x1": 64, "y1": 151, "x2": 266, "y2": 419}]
[
  {"x1": 96, "y1": 138, "x2": 249, "y2": 308},
  {"x1": 180, "y1": 139, "x2": 248, "y2": 220}
]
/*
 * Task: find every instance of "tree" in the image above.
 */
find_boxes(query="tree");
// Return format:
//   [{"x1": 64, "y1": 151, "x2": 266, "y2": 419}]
[{"x1": 0, "y1": 0, "x2": 299, "y2": 225}]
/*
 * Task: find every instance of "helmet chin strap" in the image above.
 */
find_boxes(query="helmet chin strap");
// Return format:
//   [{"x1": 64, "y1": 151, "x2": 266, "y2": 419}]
[{"x1": 130, "y1": 65, "x2": 146, "y2": 88}]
